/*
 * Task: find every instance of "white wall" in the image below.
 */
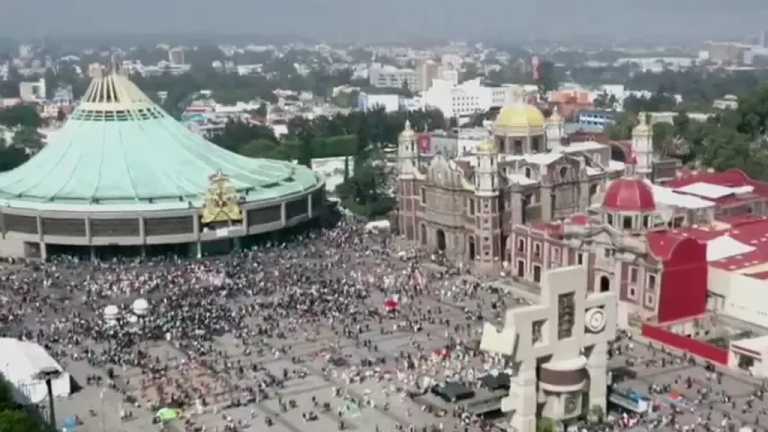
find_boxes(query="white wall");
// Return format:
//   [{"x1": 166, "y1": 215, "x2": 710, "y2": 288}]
[
  {"x1": 359, "y1": 94, "x2": 400, "y2": 113},
  {"x1": 709, "y1": 266, "x2": 768, "y2": 328}
]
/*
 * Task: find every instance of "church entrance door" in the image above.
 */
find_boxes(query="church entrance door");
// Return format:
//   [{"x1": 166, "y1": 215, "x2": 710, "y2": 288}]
[{"x1": 436, "y1": 229, "x2": 446, "y2": 251}]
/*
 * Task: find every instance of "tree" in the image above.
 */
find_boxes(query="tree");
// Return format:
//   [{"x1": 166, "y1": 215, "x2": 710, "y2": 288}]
[
  {"x1": 593, "y1": 92, "x2": 608, "y2": 109},
  {"x1": 356, "y1": 116, "x2": 370, "y2": 160},
  {"x1": 0, "y1": 374, "x2": 47, "y2": 432},
  {"x1": 0, "y1": 146, "x2": 29, "y2": 172},
  {"x1": 297, "y1": 128, "x2": 314, "y2": 167},
  {"x1": 0, "y1": 106, "x2": 41, "y2": 128},
  {"x1": 652, "y1": 123, "x2": 676, "y2": 157},
  {"x1": 336, "y1": 161, "x2": 394, "y2": 218},
  {"x1": 536, "y1": 417, "x2": 557, "y2": 432},
  {"x1": 673, "y1": 111, "x2": 691, "y2": 137},
  {"x1": 536, "y1": 60, "x2": 559, "y2": 93},
  {"x1": 605, "y1": 113, "x2": 636, "y2": 140},
  {"x1": 12, "y1": 127, "x2": 44, "y2": 153},
  {"x1": 237, "y1": 138, "x2": 278, "y2": 158},
  {"x1": 0, "y1": 409, "x2": 46, "y2": 432}
]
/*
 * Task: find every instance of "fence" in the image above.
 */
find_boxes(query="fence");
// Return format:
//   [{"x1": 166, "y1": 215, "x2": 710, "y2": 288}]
[{"x1": 642, "y1": 323, "x2": 729, "y2": 365}]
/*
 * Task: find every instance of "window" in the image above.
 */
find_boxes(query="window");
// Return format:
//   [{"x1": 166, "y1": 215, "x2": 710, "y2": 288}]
[
  {"x1": 628, "y1": 287, "x2": 637, "y2": 300},
  {"x1": 468, "y1": 198, "x2": 475, "y2": 216},
  {"x1": 623, "y1": 216, "x2": 633, "y2": 230},
  {"x1": 524, "y1": 167, "x2": 532, "y2": 179},
  {"x1": 607, "y1": 213, "x2": 614, "y2": 226},
  {"x1": 557, "y1": 293, "x2": 575, "y2": 340},
  {"x1": 517, "y1": 238, "x2": 525, "y2": 252},
  {"x1": 604, "y1": 248, "x2": 613, "y2": 258},
  {"x1": 532, "y1": 319, "x2": 546, "y2": 344},
  {"x1": 517, "y1": 260, "x2": 525, "y2": 277},
  {"x1": 534, "y1": 242, "x2": 542, "y2": 258},
  {"x1": 577, "y1": 252, "x2": 585, "y2": 266},
  {"x1": 559, "y1": 166, "x2": 568, "y2": 180},
  {"x1": 643, "y1": 215, "x2": 650, "y2": 229},
  {"x1": 552, "y1": 247, "x2": 561, "y2": 264},
  {"x1": 533, "y1": 265, "x2": 541, "y2": 283},
  {"x1": 630, "y1": 266, "x2": 639, "y2": 284},
  {"x1": 647, "y1": 273, "x2": 657, "y2": 291},
  {"x1": 645, "y1": 293, "x2": 655, "y2": 308},
  {"x1": 420, "y1": 188, "x2": 426, "y2": 204},
  {"x1": 673, "y1": 216, "x2": 684, "y2": 228}
]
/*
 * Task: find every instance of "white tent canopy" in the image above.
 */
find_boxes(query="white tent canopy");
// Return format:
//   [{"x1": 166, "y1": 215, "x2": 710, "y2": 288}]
[{"x1": 0, "y1": 338, "x2": 70, "y2": 404}]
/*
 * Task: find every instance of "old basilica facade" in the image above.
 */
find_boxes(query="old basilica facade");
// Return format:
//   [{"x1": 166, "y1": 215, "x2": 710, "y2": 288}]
[{"x1": 396, "y1": 100, "x2": 641, "y2": 272}]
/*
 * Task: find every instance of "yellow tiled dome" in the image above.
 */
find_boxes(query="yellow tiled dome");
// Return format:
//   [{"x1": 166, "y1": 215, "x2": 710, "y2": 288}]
[{"x1": 495, "y1": 104, "x2": 546, "y2": 129}]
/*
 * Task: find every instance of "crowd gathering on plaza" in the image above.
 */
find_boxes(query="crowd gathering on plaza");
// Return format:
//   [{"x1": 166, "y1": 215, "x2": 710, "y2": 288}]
[
  {"x1": 3, "y1": 218, "x2": 768, "y2": 431},
  {"x1": 0, "y1": 220, "x2": 513, "y2": 431}
]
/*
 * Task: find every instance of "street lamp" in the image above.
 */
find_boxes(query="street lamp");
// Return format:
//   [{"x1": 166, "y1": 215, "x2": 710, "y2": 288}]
[{"x1": 34, "y1": 366, "x2": 61, "y2": 429}]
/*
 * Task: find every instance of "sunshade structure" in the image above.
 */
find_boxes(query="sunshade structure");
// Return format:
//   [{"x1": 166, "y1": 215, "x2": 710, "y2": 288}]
[
  {"x1": 0, "y1": 67, "x2": 324, "y2": 260},
  {"x1": 156, "y1": 407, "x2": 181, "y2": 422}
]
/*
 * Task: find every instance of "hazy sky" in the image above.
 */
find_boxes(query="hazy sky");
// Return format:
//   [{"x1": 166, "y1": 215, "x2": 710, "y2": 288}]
[{"x1": 3, "y1": 0, "x2": 768, "y2": 43}]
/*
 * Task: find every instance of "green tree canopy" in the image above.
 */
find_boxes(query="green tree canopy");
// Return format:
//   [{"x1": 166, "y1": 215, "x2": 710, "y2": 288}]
[
  {"x1": 12, "y1": 127, "x2": 44, "y2": 153},
  {"x1": 0, "y1": 146, "x2": 29, "y2": 172},
  {"x1": 0, "y1": 106, "x2": 41, "y2": 128}
]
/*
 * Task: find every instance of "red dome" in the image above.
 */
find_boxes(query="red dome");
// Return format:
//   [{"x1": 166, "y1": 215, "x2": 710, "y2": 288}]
[{"x1": 602, "y1": 178, "x2": 656, "y2": 212}]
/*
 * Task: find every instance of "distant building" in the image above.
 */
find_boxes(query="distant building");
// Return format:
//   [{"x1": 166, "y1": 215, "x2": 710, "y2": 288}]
[
  {"x1": 614, "y1": 57, "x2": 695, "y2": 73},
  {"x1": 358, "y1": 93, "x2": 401, "y2": 113},
  {"x1": 19, "y1": 78, "x2": 46, "y2": 102},
  {"x1": 705, "y1": 41, "x2": 751, "y2": 65},
  {"x1": 577, "y1": 110, "x2": 616, "y2": 131},
  {"x1": 423, "y1": 79, "x2": 516, "y2": 119},
  {"x1": 416, "y1": 60, "x2": 439, "y2": 93},
  {"x1": 713, "y1": 95, "x2": 739, "y2": 110},
  {"x1": 368, "y1": 64, "x2": 418, "y2": 90},
  {"x1": 168, "y1": 47, "x2": 186, "y2": 66},
  {"x1": 51, "y1": 85, "x2": 74, "y2": 106}
]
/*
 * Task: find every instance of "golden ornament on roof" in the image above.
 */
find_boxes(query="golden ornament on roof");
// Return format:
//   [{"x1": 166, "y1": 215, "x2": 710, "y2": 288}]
[{"x1": 200, "y1": 170, "x2": 243, "y2": 224}]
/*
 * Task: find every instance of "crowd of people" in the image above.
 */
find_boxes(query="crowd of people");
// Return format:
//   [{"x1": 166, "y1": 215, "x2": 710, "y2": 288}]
[
  {"x1": 7, "y1": 217, "x2": 767, "y2": 432},
  {"x1": 0, "y1": 220, "x2": 511, "y2": 431}
]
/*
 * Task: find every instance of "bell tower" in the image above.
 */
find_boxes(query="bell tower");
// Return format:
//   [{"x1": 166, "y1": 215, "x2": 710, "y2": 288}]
[
  {"x1": 545, "y1": 106, "x2": 565, "y2": 151},
  {"x1": 475, "y1": 139, "x2": 501, "y2": 272},
  {"x1": 398, "y1": 120, "x2": 418, "y2": 240},
  {"x1": 633, "y1": 113, "x2": 653, "y2": 179}
]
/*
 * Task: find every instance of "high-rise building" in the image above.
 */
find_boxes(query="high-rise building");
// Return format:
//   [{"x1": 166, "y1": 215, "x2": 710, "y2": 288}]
[
  {"x1": 168, "y1": 47, "x2": 186, "y2": 66},
  {"x1": 416, "y1": 60, "x2": 439, "y2": 93}
]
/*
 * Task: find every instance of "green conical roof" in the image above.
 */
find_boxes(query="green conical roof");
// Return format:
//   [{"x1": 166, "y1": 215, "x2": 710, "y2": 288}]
[{"x1": 0, "y1": 69, "x2": 320, "y2": 212}]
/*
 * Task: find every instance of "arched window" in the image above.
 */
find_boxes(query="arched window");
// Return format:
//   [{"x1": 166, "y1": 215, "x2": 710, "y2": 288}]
[
  {"x1": 600, "y1": 275, "x2": 611, "y2": 293},
  {"x1": 560, "y1": 166, "x2": 568, "y2": 180}
]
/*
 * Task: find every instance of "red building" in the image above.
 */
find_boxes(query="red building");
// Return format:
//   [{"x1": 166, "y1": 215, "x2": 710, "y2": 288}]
[{"x1": 507, "y1": 177, "x2": 709, "y2": 327}]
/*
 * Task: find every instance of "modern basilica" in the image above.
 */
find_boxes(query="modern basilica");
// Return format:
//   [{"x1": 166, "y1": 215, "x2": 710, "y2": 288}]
[{"x1": 397, "y1": 97, "x2": 635, "y2": 273}]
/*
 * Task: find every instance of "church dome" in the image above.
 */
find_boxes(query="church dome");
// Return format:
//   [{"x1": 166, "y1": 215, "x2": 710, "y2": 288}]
[
  {"x1": 495, "y1": 104, "x2": 546, "y2": 130},
  {"x1": 602, "y1": 178, "x2": 656, "y2": 212}
]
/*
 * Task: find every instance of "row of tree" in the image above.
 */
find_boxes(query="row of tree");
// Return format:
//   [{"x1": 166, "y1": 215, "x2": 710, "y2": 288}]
[
  {"x1": 605, "y1": 81, "x2": 768, "y2": 181},
  {"x1": 211, "y1": 108, "x2": 447, "y2": 218}
]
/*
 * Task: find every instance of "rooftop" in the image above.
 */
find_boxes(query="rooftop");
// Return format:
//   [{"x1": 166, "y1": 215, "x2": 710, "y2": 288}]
[
  {"x1": 0, "y1": 71, "x2": 320, "y2": 211},
  {"x1": 665, "y1": 218, "x2": 768, "y2": 277},
  {"x1": 666, "y1": 169, "x2": 768, "y2": 207}
]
